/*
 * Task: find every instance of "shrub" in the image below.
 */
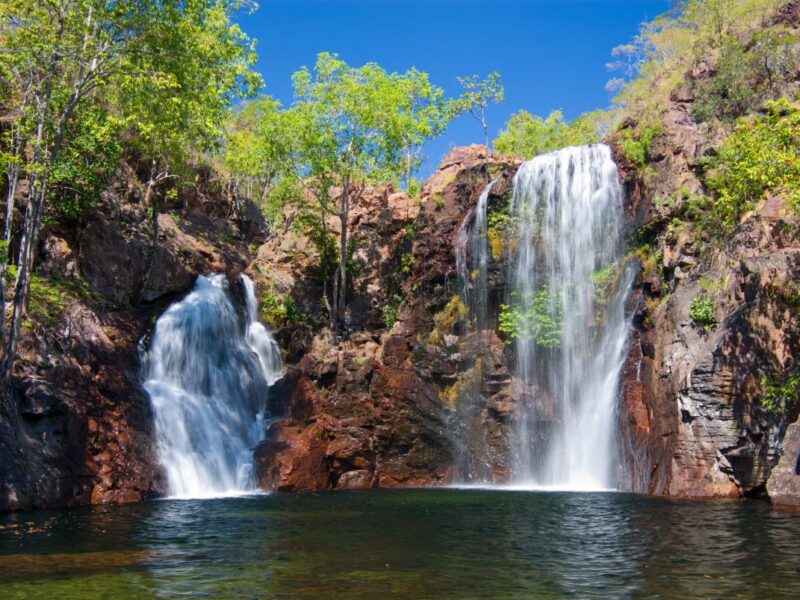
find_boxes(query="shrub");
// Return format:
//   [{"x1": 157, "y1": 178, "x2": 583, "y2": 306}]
[
  {"x1": 632, "y1": 244, "x2": 663, "y2": 281},
  {"x1": 619, "y1": 124, "x2": 662, "y2": 169},
  {"x1": 400, "y1": 252, "x2": 413, "y2": 274},
  {"x1": 383, "y1": 293, "x2": 403, "y2": 329},
  {"x1": 406, "y1": 177, "x2": 421, "y2": 198},
  {"x1": 706, "y1": 99, "x2": 800, "y2": 231},
  {"x1": 260, "y1": 292, "x2": 302, "y2": 327},
  {"x1": 692, "y1": 30, "x2": 800, "y2": 123},
  {"x1": 691, "y1": 39, "x2": 758, "y2": 123},
  {"x1": 760, "y1": 368, "x2": 800, "y2": 414},
  {"x1": 498, "y1": 289, "x2": 562, "y2": 348},
  {"x1": 689, "y1": 295, "x2": 715, "y2": 331}
]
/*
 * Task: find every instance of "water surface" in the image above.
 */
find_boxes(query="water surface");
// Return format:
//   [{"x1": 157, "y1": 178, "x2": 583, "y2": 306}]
[{"x1": 1, "y1": 489, "x2": 798, "y2": 598}]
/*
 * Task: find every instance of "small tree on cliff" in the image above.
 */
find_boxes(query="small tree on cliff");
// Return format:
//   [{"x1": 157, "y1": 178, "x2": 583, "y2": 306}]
[
  {"x1": 455, "y1": 72, "x2": 505, "y2": 148},
  {"x1": 265, "y1": 53, "x2": 456, "y2": 332}
]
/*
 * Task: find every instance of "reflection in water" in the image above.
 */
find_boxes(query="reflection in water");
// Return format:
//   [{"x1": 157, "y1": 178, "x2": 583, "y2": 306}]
[{"x1": 1, "y1": 491, "x2": 799, "y2": 599}]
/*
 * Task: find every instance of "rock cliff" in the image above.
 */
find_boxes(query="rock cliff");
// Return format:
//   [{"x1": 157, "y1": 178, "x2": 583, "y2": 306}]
[
  {"x1": 613, "y1": 92, "x2": 800, "y2": 502},
  {"x1": 252, "y1": 146, "x2": 521, "y2": 490}
]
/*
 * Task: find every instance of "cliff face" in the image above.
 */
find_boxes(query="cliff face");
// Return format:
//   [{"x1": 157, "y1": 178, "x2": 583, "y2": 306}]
[
  {"x1": 614, "y1": 90, "x2": 800, "y2": 501},
  {"x1": 0, "y1": 162, "x2": 262, "y2": 511}
]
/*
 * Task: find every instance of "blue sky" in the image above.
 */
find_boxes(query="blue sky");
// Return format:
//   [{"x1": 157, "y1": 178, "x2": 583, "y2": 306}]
[{"x1": 238, "y1": 0, "x2": 670, "y2": 178}]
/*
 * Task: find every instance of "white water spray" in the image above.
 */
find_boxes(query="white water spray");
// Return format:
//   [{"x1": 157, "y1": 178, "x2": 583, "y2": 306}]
[
  {"x1": 143, "y1": 274, "x2": 282, "y2": 498},
  {"x1": 508, "y1": 145, "x2": 633, "y2": 491}
]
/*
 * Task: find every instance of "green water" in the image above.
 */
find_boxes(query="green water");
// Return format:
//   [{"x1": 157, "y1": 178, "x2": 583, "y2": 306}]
[{"x1": 1, "y1": 489, "x2": 798, "y2": 599}]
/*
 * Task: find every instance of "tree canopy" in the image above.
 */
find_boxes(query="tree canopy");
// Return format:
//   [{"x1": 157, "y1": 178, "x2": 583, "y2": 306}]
[
  {"x1": 225, "y1": 52, "x2": 460, "y2": 330},
  {"x1": 0, "y1": 0, "x2": 261, "y2": 387},
  {"x1": 493, "y1": 110, "x2": 604, "y2": 159}
]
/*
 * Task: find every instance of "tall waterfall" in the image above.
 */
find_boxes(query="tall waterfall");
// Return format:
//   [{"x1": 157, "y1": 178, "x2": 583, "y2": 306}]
[
  {"x1": 508, "y1": 145, "x2": 633, "y2": 491},
  {"x1": 143, "y1": 274, "x2": 282, "y2": 498}
]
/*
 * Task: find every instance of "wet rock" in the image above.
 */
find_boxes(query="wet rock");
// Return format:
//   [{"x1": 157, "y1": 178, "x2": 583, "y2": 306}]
[{"x1": 767, "y1": 416, "x2": 800, "y2": 508}]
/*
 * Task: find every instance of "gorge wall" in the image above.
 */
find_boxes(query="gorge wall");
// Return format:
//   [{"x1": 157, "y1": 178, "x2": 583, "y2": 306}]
[{"x1": 613, "y1": 98, "x2": 800, "y2": 500}]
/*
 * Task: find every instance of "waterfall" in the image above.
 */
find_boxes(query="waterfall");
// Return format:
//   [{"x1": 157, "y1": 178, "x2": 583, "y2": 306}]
[
  {"x1": 143, "y1": 274, "x2": 282, "y2": 498},
  {"x1": 456, "y1": 181, "x2": 493, "y2": 334},
  {"x1": 453, "y1": 182, "x2": 495, "y2": 481},
  {"x1": 507, "y1": 144, "x2": 633, "y2": 491}
]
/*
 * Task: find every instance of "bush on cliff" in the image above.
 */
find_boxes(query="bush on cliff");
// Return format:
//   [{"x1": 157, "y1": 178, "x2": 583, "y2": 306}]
[
  {"x1": 706, "y1": 99, "x2": 800, "y2": 230},
  {"x1": 692, "y1": 30, "x2": 800, "y2": 123}
]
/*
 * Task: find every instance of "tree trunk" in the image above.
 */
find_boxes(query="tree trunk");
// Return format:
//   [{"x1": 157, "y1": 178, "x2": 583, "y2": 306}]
[
  {"x1": 0, "y1": 143, "x2": 22, "y2": 352},
  {"x1": 3, "y1": 183, "x2": 45, "y2": 386},
  {"x1": 331, "y1": 179, "x2": 350, "y2": 333},
  {"x1": 1, "y1": 83, "x2": 50, "y2": 386}
]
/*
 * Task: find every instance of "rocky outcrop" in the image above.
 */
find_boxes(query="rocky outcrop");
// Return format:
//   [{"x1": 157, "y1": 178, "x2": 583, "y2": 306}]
[
  {"x1": 767, "y1": 416, "x2": 800, "y2": 508},
  {"x1": 1, "y1": 159, "x2": 262, "y2": 511},
  {"x1": 253, "y1": 146, "x2": 522, "y2": 490},
  {"x1": 615, "y1": 86, "x2": 800, "y2": 500},
  {"x1": 4, "y1": 112, "x2": 797, "y2": 509}
]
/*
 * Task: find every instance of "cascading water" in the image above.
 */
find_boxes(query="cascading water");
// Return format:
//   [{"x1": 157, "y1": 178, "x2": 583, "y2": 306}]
[
  {"x1": 143, "y1": 274, "x2": 282, "y2": 498},
  {"x1": 453, "y1": 181, "x2": 495, "y2": 481},
  {"x1": 456, "y1": 181, "x2": 493, "y2": 335},
  {"x1": 507, "y1": 144, "x2": 634, "y2": 491}
]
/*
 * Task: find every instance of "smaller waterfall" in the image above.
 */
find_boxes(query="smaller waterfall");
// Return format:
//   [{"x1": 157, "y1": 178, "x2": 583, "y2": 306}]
[
  {"x1": 456, "y1": 181, "x2": 493, "y2": 334},
  {"x1": 453, "y1": 181, "x2": 495, "y2": 482},
  {"x1": 144, "y1": 274, "x2": 282, "y2": 498}
]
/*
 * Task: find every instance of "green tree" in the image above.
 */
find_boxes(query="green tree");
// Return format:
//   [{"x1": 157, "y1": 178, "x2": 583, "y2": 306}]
[
  {"x1": 455, "y1": 72, "x2": 505, "y2": 147},
  {"x1": 1, "y1": 0, "x2": 137, "y2": 387},
  {"x1": 0, "y1": 0, "x2": 260, "y2": 389},
  {"x1": 259, "y1": 53, "x2": 456, "y2": 331},
  {"x1": 494, "y1": 109, "x2": 603, "y2": 159},
  {"x1": 395, "y1": 68, "x2": 453, "y2": 189},
  {"x1": 112, "y1": 0, "x2": 261, "y2": 302}
]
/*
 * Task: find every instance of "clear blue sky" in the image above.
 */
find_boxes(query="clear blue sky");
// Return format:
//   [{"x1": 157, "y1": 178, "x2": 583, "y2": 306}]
[{"x1": 238, "y1": 0, "x2": 670, "y2": 179}]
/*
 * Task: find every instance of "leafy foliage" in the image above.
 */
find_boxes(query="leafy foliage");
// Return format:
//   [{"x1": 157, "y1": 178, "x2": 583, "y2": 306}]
[
  {"x1": 760, "y1": 367, "x2": 800, "y2": 414},
  {"x1": 494, "y1": 109, "x2": 603, "y2": 159},
  {"x1": 691, "y1": 31, "x2": 800, "y2": 123},
  {"x1": 619, "y1": 124, "x2": 662, "y2": 169},
  {"x1": 689, "y1": 295, "x2": 715, "y2": 331},
  {"x1": 592, "y1": 262, "x2": 620, "y2": 305},
  {"x1": 229, "y1": 53, "x2": 458, "y2": 328},
  {"x1": 454, "y1": 72, "x2": 505, "y2": 146},
  {"x1": 383, "y1": 293, "x2": 403, "y2": 329},
  {"x1": 260, "y1": 291, "x2": 302, "y2": 328},
  {"x1": 706, "y1": 99, "x2": 800, "y2": 231},
  {"x1": 48, "y1": 106, "x2": 123, "y2": 218},
  {"x1": 498, "y1": 289, "x2": 563, "y2": 348}
]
